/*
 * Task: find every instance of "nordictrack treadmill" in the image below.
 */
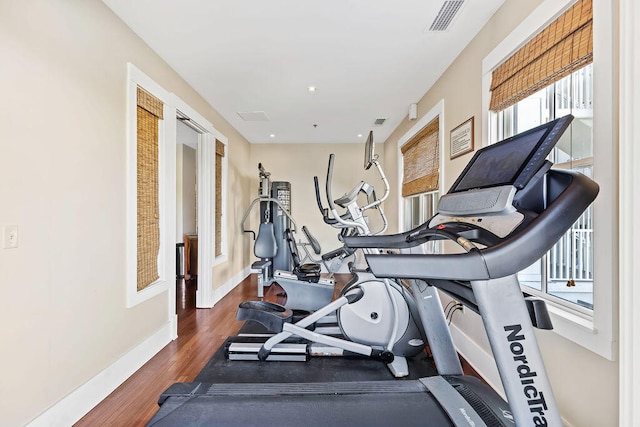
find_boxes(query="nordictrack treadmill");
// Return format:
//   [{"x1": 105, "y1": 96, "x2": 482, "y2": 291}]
[{"x1": 148, "y1": 115, "x2": 599, "y2": 426}]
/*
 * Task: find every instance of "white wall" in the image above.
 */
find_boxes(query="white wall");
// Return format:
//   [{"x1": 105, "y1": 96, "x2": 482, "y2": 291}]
[
  {"x1": 176, "y1": 120, "x2": 198, "y2": 243},
  {"x1": 249, "y1": 142, "x2": 386, "y2": 269},
  {"x1": 177, "y1": 144, "x2": 197, "y2": 239},
  {"x1": 0, "y1": 1, "x2": 252, "y2": 425}
]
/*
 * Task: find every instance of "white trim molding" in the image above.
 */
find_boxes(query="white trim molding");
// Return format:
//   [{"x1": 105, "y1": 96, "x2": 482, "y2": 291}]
[
  {"x1": 195, "y1": 133, "x2": 216, "y2": 307},
  {"x1": 170, "y1": 94, "x2": 230, "y2": 300},
  {"x1": 618, "y1": 0, "x2": 640, "y2": 423},
  {"x1": 125, "y1": 63, "x2": 174, "y2": 308},
  {"x1": 212, "y1": 266, "x2": 252, "y2": 306},
  {"x1": 26, "y1": 267, "x2": 251, "y2": 426},
  {"x1": 26, "y1": 322, "x2": 173, "y2": 427}
]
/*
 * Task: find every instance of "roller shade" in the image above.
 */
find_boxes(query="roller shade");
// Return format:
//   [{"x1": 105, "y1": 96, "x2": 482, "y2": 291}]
[
  {"x1": 489, "y1": 0, "x2": 592, "y2": 112},
  {"x1": 215, "y1": 139, "x2": 225, "y2": 257},
  {"x1": 136, "y1": 87, "x2": 163, "y2": 290},
  {"x1": 401, "y1": 117, "x2": 439, "y2": 197}
]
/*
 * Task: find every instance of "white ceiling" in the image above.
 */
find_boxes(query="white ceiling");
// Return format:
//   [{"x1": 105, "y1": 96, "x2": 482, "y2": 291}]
[{"x1": 102, "y1": 0, "x2": 504, "y2": 144}]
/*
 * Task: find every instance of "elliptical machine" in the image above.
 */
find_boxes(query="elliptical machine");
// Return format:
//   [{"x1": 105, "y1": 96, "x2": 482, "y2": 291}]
[{"x1": 228, "y1": 132, "x2": 426, "y2": 378}]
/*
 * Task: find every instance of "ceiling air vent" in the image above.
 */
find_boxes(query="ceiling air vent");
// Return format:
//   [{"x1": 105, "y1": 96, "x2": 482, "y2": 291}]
[
  {"x1": 237, "y1": 111, "x2": 269, "y2": 121},
  {"x1": 428, "y1": 0, "x2": 464, "y2": 32},
  {"x1": 373, "y1": 118, "x2": 386, "y2": 126}
]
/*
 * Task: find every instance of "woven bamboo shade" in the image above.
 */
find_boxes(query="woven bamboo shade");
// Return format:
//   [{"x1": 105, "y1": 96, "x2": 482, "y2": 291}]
[
  {"x1": 489, "y1": 0, "x2": 593, "y2": 112},
  {"x1": 401, "y1": 117, "x2": 439, "y2": 197},
  {"x1": 215, "y1": 140, "x2": 225, "y2": 257},
  {"x1": 137, "y1": 87, "x2": 164, "y2": 119},
  {"x1": 136, "y1": 87, "x2": 163, "y2": 291}
]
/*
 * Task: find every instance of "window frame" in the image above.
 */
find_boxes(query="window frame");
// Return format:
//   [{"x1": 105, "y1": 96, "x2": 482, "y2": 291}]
[
  {"x1": 397, "y1": 100, "x2": 446, "y2": 233},
  {"x1": 171, "y1": 94, "x2": 228, "y2": 308},
  {"x1": 495, "y1": 72, "x2": 595, "y2": 315},
  {"x1": 482, "y1": 0, "x2": 616, "y2": 360},
  {"x1": 126, "y1": 64, "x2": 173, "y2": 307},
  {"x1": 214, "y1": 139, "x2": 228, "y2": 264}
]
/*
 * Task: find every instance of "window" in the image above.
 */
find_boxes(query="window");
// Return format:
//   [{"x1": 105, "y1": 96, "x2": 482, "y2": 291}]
[
  {"x1": 483, "y1": 0, "x2": 615, "y2": 360},
  {"x1": 136, "y1": 87, "x2": 163, "y2": 291},
  {"x1": 126, "y1": 64, "x2": 172, "y2": 307},
  {"x1": 215, "y1": 139, "x2": 226, "y2": 258},
  {"x1": 397, "y1": 101, "x2": 444, "y2": 237},
  {"x1": 404, "y1": 191, "x2": 440, "y2": 254},
  {"x1": 496, "y1": 65, "x2": 594, "y2": 312},
  {"x1": 401, "y1": 117, "x2": 440, "y2": 237},
  {"x1": 401, "y1": 117, "x2": 439, "y2": 198},
  {"x1": 404, "y1": 191, "x2": 439, "y2": 231}
]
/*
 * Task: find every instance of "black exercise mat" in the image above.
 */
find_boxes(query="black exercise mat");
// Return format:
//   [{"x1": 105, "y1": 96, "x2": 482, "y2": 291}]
[{"x1": 194, "y1": 321, "x2": 437, "y2": 383}]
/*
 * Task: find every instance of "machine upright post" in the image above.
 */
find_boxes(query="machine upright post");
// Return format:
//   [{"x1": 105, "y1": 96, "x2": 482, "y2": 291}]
[{"x1": 471, "y1": 275, "x2": 561, "y2": 426}]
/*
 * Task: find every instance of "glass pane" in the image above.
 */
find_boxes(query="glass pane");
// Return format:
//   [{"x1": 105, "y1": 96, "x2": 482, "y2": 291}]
[
  {"x1": 518, "y1": 260, "x2": 543, "y2": 292},
  {"x1": 411, "y1": 197, "x2": 421, "y2": 229},
  {"x1": 497, "y1": 64, "x2": 594, "y2": 310},
  {"x1": 547, "y1": 64, "x2": 594, "y2": 308}
]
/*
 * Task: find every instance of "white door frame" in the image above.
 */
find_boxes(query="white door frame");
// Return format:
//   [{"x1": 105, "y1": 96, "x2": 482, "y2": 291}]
[
  {"x1": 618, "y1": 0, "x2": 640, "y2": 423},
  {"x1": 171, "y1": 95, "x2": 226, "y2": 308}
]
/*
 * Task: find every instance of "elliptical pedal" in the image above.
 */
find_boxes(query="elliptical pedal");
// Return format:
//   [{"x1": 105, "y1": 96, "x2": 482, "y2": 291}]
[{"x1": 236, "y1": 301, "x2": 293, "y2": 332}]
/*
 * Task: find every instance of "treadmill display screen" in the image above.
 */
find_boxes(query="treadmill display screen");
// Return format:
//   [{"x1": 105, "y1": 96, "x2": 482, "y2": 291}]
[{"x1": 450, "y1": 115, "x2": 573, "y2": 193}]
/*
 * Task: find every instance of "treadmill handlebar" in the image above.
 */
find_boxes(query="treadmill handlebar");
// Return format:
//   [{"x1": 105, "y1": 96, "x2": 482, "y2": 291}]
[{"x1": 358, "y1": 170, "x2": 599, "y2": 282}]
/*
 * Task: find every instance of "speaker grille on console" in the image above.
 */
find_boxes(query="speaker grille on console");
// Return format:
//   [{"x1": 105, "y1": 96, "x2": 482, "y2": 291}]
[{"x1": 439, "y1": 188, "x2": 501, "y2": 214}]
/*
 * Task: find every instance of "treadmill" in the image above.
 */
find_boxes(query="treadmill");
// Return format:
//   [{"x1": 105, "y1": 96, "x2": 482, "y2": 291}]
[{"x1": 148, "y1": 115, "x2": 598, "y2": 426}]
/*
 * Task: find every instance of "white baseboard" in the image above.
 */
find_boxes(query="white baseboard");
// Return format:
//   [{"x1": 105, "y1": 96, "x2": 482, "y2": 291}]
[
  {"x1": 449, "y1": 322, "x2": 505, "y2": 398},
  {"x1": 27, "y1": 322, "x2": 173, "y2": 427},
  {"x1": 210, "y1": 266, "x2": 251, "y2": 306},
  {"x1": 27, "y1": 267, "x2": 250, "y2": 426}
]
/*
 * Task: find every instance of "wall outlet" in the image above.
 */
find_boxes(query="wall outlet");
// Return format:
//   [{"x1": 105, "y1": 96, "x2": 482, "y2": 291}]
[{"x1": 2, "y1": 225, "x2": 18, "y2": 249}]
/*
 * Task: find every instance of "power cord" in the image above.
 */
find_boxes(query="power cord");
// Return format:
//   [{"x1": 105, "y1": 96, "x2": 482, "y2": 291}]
[{"x1": 446, "y1": 303, "x2": 464, "y2": 325}]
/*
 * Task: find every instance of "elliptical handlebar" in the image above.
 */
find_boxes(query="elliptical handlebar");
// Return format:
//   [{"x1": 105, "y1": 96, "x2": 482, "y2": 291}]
[
  {"x1": 313, "y1": 175, "x2": 353, "y2": 225},
  {"x1": 322, "y1": 153, "x2": 389, "y2": 235},
  {"x1": 325, "y1": 154, "x2": 368, "y2": 234}
]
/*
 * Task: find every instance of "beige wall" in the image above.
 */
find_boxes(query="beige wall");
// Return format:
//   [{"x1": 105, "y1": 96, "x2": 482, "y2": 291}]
[
  {"x1": 0, "y1": 0, "x2": 622, "y2": 425},
  {"x1": 249, "y1": 142, "x2": 386, "y2": 265},
  {"x1": 383, "y1": 1, "x2": 618, "y2": 426},
  {"x1": 0, "y1": 1, "x2": 251, "y2": 425}
]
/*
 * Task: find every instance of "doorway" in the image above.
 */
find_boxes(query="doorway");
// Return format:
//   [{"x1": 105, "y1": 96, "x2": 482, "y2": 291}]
[{"x1": 176, "y1": 118, "x2": 199, "y2": 312}]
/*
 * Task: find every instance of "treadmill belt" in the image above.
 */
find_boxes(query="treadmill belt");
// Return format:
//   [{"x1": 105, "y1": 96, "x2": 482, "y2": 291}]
[
  {"x1": 146, "y1": 321, "x2": 489, "y2": 426},
  {"x1": 149, "y1": 393, "x2": 452, "y2": 427},
  {"x1": 148, "y1": 375, "x2": 510, "y2": 426}
]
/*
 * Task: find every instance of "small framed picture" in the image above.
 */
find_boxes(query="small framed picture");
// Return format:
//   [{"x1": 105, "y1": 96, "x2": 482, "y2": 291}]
[{"x1": 450, "y1": 117, "x2": 474, "y2": 159}]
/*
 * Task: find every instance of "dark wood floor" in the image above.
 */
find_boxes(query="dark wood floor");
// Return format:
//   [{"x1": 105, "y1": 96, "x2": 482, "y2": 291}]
[
  {"x1": 74, "y1": 275, "x2": 351, "y2": 426},
  {"x1": 75, "y1": 274, "x2": 484, "y2": 426}
]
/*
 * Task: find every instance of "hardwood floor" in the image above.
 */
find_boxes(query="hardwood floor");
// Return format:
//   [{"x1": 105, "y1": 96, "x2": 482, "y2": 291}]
[
  {"x1": 75, "y1": 274, "x2": 485, "y2": 426},
  {"x1": 75, "y1": 276, "x2": 251, "y2": 426},
  {"x1": 74, "y1": 274, "x2": 351, "y2": 426}
]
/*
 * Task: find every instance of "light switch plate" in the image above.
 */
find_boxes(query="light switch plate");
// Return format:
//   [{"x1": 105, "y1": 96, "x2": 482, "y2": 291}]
[{"x1": 2, "y1": 225, "x2": 18, "y2": 249}]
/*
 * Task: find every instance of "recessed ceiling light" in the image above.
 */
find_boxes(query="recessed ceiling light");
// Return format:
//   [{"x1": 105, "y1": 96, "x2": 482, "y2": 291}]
[
  {"x1": 269, "y1": 134, "x2": 275, "y2": 138},
  {"x1": 307, "y1": 86, "x2": 317, "y2": 92},
  {"x1": 357, "y1": 134, "x2": 363, "y2": 138}
]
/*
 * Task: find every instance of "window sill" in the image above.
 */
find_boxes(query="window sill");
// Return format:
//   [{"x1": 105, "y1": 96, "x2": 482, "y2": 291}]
[{"x1": 543, "y1": 300, "x2": 615, "y2": 361}]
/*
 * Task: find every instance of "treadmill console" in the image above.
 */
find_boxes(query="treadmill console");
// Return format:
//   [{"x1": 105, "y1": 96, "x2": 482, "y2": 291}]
[{"x1": 430, "y1": 115, "x2": 573, "y2": 237}]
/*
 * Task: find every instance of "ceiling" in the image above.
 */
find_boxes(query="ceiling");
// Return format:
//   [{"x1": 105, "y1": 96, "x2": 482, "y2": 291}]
[{"x1": 102, "y1": 0, "x2": 504, "y2": 144}]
